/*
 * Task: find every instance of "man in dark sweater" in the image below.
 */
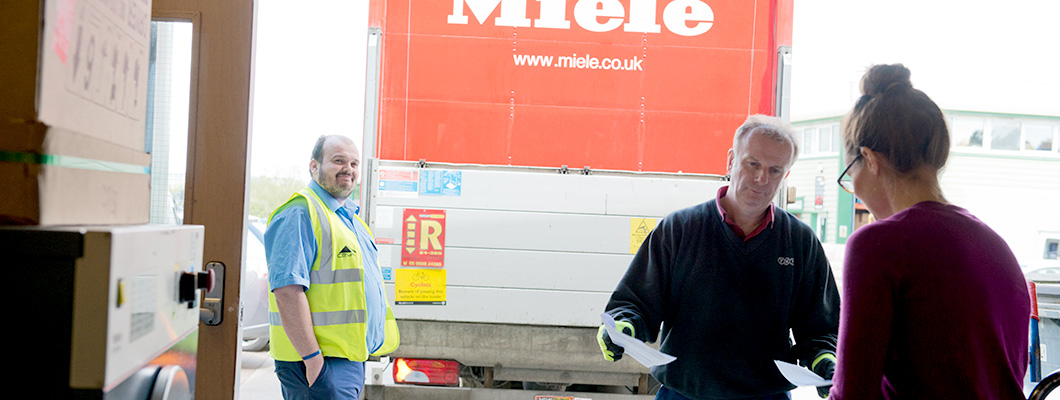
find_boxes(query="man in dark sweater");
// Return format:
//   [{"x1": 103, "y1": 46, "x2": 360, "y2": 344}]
[{"x1": 599, "y1": 115, "x2": 840, "y2": 400}]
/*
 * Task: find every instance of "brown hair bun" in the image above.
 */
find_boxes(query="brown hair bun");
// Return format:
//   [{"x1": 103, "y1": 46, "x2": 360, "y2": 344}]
[{"x1": 861, "y1": 64, "x2": 912, "y2": 97}]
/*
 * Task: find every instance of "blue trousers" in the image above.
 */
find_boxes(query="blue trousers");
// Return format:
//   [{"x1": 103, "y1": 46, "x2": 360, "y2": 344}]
[
  {"x1": 656, "y1": 386, "x2": 791, "y2": 400},
  {"x1": 274, "y1": 357, "x2": 365, "y2": 400}
]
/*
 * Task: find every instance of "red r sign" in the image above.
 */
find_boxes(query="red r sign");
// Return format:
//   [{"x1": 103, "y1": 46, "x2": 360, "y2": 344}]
[{"x1": 401, "y1": 209, "x2": 446, "y2": 267}]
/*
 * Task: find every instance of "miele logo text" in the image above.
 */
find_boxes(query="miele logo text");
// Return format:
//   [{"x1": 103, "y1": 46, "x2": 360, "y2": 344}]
[{"x1": 448, "y1": 0, "x2": 715, "y2": 37}]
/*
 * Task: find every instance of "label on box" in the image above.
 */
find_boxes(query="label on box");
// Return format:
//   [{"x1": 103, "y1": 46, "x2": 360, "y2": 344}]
[{"x1": 38, "y1": 0, "x2": 153, "y2": 151}]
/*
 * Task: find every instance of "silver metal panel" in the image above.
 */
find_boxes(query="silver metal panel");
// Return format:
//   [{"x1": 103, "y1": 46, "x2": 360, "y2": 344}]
[
  {"x1": 391, "y1": 320, "x2": 650, "y2": 374},
  {"x1": 369, "y1": 160, "x2": 726, "y2": 327},
  {"x1": 600, "y1": 175, "x2": 723, "y2": 216},
  {"x1": 379, "y1": 246, "x2": 630, "y2": 292},
  {"x1": 371, "y1": 163, "x2": 602, "y2": 215},
  {"x1": 775, "y1": 45, "x2": 792, "y2": 122},
  {"x1": 388, "y1": 284, "x2": 610, "y2": 327},
  {"x1": 367, "y1": 160, "x2": 725, "y2": 218},
  {"x1": 1036, "y1": 284, "x2": 1060, "y2": 320},
  {"x1": 360, "y1": 27, "x2": 382, "y2": 202},
  {"x1": 491, "y1": 367, "x2": 642, "y2": 387},
  {"x1": 1038, "y1": 317, "x2": 1060, "y2": 376},
  {"x1": 378, "y1": 209, "x2": 645, "y2": 254}
]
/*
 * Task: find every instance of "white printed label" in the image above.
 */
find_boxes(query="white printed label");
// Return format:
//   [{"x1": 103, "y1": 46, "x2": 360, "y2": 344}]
[{"x1": 376, "y1": 206, "x2": 395, "y2": 229}]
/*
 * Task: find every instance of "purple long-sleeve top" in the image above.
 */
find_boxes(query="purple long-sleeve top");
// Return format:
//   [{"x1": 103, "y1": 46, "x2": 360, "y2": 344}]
[{"x1": 830, "y1": 201, "x2": 1030, "y2": 399}]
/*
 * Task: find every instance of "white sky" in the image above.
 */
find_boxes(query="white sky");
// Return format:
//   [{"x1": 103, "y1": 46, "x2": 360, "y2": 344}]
[
  {"x1": 250, "y1": 1, "x2": 369, "y2": 179},
  {"x1": 247, "y1": 0, "x2": 1060, "y2": 178},
  {"x1": 790, "y1": 0, "x2": 1060, "y2": 121}
]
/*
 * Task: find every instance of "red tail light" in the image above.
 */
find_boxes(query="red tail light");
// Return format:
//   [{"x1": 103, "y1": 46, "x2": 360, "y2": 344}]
[{"x1": 392, "y1": 358, "x2": 459, "y2": 386}]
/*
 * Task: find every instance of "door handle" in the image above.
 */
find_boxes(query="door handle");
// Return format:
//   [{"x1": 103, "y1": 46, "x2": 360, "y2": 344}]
[{"x1": 199, "y1": 262, "x2": 225, "y2": 325}]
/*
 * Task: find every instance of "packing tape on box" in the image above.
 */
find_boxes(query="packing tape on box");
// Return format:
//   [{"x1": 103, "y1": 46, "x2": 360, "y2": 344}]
[{"x1": 0, "y1": 151, "x2": 150, "y2": 174}]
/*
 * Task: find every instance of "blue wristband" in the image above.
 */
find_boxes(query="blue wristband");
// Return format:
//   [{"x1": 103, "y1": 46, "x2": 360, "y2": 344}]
[{"x1": 302, "y1": 349, "x2": 321, "y2": 360}]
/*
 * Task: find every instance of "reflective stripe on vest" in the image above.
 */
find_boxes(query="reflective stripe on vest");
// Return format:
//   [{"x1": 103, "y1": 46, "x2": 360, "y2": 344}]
[
  {"x1": 310, "y1": 269, "x2": 363, "y2": 284},
  {"x1": 269, "y1": 309, "x2": 367, "y2": 326},
  {"x1": 303, "y1": 192, "x2": 334, "y2": 279}
]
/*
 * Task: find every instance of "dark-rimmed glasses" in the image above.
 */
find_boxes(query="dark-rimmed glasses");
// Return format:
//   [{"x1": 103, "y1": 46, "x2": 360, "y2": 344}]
[{"x1": 838, "y1": 153, "x2": 862, "y2": 194}]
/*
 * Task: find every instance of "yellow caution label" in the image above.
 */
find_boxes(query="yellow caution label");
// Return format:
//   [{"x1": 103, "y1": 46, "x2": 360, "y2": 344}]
[
  {"x1": 117, "y1": 279, "x2": 126, "y2": 307},
  {"x1": 630, "y1": 218, "x2": 656, "y2": 254},
  {"x1": 395, "y1": 269, "x2": 447, "y2": 305}
]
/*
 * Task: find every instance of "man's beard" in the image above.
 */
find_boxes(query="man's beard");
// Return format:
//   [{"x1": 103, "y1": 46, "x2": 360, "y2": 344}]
[{"x1": 318, "y1": 169, "x2": 354, "y2": 199}]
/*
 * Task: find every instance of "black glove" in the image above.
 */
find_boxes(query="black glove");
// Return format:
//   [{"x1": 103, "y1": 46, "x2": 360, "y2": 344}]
[
  {"x1": 811, "y1": 352, "x2": 836, "y2": 398},
  {"x1": 597, "y1": 320, "x2": 635, "y2": 362}
]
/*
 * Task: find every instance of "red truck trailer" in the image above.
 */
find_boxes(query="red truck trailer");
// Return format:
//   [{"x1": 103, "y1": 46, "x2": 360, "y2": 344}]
[
  {"x1": 360, "y1": 0, "x2": 793, "y2": 397},
  {"x1": 367, "y1": 0, "x2": 792, "y2": 174}
]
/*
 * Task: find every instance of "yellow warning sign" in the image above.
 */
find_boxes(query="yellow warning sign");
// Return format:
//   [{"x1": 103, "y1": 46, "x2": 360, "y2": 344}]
[
  {"x1": 630, "y1": 218, "x2": 656, "y2": 254},
  {"x1": 395, "y1": 269, "x2": 447, "y2": 305}
]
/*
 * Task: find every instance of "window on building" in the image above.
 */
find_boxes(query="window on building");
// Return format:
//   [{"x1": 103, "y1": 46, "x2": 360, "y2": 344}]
[
  {"x1": 802, "y1": 116, "x2": 1056, "y2": 157},
  {"x1": 818, "y1": 125, "x2": 831, "y2": 153},
  {"x1": 989, "y1": 119, "x2": 1021, "y2": 150},
  {"x1": 817, "y1": 125, "x2": 833, "y2": 153},
  {"x1": 802, "y1": 127, "x2": 817, "y2": 155},
  {"x1": 795, "y1": 124, "x2": 842, "y2": 157},
  {"x1": 951, "y1": 117, "x2": 984, "y2": 148},
  {"x1": 1024, "y1": 123, "x2": 1055, "y2": 151},
  {"x1": 831, "y1": 123, "x2": 841, "y2": 151}
]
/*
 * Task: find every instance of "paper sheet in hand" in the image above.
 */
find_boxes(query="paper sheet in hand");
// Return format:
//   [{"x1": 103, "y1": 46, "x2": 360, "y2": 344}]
[
  {"x1": 774, "y1": 360, "x2": 832, "y2": 387},
  {"x1": 600, "y1": 313, "x2": 676, "y2": 367}
]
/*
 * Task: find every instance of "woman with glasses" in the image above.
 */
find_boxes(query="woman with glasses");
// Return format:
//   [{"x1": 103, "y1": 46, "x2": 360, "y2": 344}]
[{"x1": 827, "y1": 64, "x2": 1030, "y2": 399}]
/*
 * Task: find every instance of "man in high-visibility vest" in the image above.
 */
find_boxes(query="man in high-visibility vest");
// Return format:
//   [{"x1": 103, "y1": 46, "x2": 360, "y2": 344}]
[{"x1": 265, "y1": 135, "x2": 398, "y2": 399}]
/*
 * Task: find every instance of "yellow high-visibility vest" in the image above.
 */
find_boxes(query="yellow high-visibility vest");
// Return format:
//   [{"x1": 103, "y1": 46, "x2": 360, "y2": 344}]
[{"x1": 267, "y1": 188, "x2": 399, "y2": 362}]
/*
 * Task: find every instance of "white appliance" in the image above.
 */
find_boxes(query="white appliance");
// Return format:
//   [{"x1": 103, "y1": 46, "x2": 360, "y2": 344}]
[{"x1": 3, "y1": 224, "x2": 206, "y2": 399}]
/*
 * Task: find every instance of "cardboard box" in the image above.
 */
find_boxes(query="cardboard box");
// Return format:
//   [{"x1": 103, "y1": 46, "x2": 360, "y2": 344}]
[
  {"x1": 1, "y1": 0, "x2": 153, "y2": 152},
  {"x1": 0, "y1": 0, "x2": 41, "y2": 125},
  {"x1": 0, "y1": 123, "x2": 150, "y2": 225},
  {"x1": 1, "y1": 0, "x2": 154, "y2": 226}
]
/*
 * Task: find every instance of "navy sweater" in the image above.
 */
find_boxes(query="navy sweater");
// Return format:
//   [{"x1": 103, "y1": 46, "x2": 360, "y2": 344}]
[{"x1": 606, "y1": 199, "x2": 840, "y2": 399}]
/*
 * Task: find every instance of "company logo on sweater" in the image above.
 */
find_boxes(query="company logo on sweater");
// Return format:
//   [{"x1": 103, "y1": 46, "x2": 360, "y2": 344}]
[
  {"x1": 337, "y1": 246, "x2": 356, "y2": 258},
  {"x1": 777, "y1": 257, "x2": 794, "y2": 266}
]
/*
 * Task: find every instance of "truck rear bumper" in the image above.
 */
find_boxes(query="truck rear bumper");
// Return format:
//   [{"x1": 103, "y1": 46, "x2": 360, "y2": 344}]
[
  {"x1": 391, "y1": 319, "x2": 652, "y2": 384},
  {"x1": 363, "y1": 384, "x2": 653, "y2": 400}
]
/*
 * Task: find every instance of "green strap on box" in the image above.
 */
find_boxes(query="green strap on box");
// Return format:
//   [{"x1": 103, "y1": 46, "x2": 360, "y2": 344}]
[{"x1": 0, "y1": 150, "x2": 150, "y2": 174}]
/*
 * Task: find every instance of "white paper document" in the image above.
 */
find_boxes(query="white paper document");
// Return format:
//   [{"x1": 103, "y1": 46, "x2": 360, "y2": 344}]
[
  {"x1": 600, "y1": 313, "x2": 676, "y2": 367},
  {"x1": 774, "y1": 360, "x2": 832, "y2": 387}
]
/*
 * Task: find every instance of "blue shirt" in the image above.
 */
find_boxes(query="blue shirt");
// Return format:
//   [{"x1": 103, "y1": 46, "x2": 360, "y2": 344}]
[{"x1": 264, "y1": 180, "x2": 386, "y2": 353}]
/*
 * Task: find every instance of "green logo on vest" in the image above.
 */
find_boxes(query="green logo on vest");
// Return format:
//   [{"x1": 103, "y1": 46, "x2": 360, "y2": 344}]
[{"x1": 338, "y1": 245, "x2": 356, "y2": 258}]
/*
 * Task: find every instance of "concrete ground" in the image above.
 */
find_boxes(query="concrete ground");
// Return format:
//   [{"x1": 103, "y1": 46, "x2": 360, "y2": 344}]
[{"x1": 239, "y1": 349, "x2": 284, "y2": 400}]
